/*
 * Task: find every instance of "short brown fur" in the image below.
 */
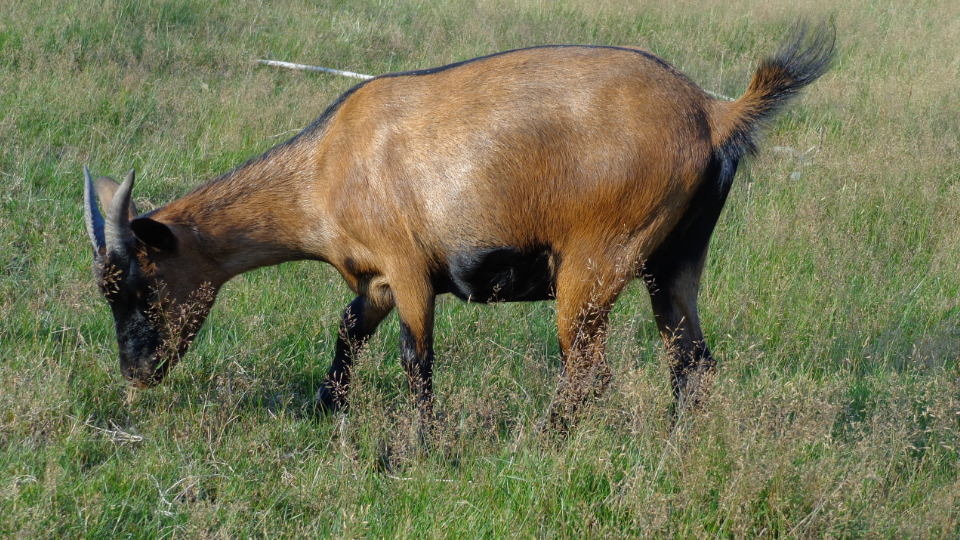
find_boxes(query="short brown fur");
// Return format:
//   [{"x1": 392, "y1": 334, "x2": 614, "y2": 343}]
[{"x1": 84, "y1": 25, "x2": 834, "y2": 434}]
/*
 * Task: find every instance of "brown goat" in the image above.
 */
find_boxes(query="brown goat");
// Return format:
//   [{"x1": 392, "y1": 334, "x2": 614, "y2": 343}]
[{"x1": 83, "y1": 25, "x2": 833, "y2": 435}]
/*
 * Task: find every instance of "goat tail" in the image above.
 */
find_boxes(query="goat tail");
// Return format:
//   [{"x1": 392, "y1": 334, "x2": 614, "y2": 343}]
[{"x1": 711, "y1": 21, "x2": 835, "y2": 160}]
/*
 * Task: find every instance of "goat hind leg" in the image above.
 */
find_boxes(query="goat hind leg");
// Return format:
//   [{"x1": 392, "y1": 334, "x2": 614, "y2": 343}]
[
  {"x1": 644, "y1": 252, "x2": 716, "y2": 410},
  {"x1": 641, "y1": 157, "x2": 731, "y2": 411}
]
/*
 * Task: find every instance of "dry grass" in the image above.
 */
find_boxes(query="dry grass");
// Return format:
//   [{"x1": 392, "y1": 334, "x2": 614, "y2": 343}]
[{"x1": 2, "y1": 0, "x2": 959, "y2": 537}]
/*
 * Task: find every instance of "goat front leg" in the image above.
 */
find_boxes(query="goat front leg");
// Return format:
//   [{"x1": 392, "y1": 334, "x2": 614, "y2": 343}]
[
  {"x1": 315, "y1": 294, "x2": 394, "y2": 412},
  {"x1": 392, "y1": 279, "x2": 437, "y2": 447}
]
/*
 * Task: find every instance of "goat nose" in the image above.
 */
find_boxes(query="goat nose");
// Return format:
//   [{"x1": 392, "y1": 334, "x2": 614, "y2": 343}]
[{"x1": 120, "y1": 364, "x2": 136, "y2": 381}]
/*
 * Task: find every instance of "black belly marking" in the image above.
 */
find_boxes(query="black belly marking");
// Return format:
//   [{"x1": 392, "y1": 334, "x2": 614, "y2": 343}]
[{"x1": 446, "y1": 246, "x2": 557, "y2": 303}]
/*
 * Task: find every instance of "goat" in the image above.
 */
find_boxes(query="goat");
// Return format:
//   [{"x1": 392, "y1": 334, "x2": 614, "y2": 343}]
[{"x1": 83, "y1": 24, "x2": 833, "y2": 435}]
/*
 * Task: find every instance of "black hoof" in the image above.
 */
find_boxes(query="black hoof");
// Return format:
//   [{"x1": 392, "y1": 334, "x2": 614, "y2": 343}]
[{"x1": 313, "y1": 382, "x2": 346, "y2": 414}]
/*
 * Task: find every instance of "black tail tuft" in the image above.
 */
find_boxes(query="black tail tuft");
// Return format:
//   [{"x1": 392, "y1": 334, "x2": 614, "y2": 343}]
[
  {"x1": 715, "y1": 20, "x2": 836, "y2": 161},
  {"x1": 760, "y1": 20, "x2": 837, "y2": 113}
]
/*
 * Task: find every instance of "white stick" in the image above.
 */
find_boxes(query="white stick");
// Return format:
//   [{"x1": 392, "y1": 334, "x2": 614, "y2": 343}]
[
  {"x1": 704, "y1": 89, "x2": 736, "y2": 102},
  {"x1": 257, "y1": 59, "x2": 374, "y2": 80}
]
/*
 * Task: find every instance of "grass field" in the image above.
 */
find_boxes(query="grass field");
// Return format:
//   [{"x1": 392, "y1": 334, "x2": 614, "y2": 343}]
[{"x1": 2, "y1": 0, "x2": 959, "y2": 537}]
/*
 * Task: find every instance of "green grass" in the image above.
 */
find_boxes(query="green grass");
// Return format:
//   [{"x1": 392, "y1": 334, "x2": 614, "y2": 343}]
[{"x1": 2, "y1": 0, "x2": 959, "y2": 537}]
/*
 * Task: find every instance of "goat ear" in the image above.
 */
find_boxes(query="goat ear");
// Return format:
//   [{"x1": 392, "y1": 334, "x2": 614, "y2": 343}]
[
  {"x1": 93, "y1": 176, "x2": 139, "y2": 219},
  {"x1": 131, "y1": 217, "x2": 178, "y2": 253}
]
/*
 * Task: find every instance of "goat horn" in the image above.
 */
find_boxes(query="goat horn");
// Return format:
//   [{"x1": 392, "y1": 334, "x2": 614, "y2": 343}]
[
  {"x1": 104, "y1": 168, "x2": 136, "y2": 256},
  {"x1": 83, "y1": 166, "x2": 106, "y2": 255}
]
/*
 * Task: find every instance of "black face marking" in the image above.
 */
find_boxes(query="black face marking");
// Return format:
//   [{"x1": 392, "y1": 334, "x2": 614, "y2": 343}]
[
  {"x1": 445, "y1": 246, "x2": 557, "y2": 303},
  {"x1": 97, "y1": 252, "x2": 166, "y2": 385},
  {"x1": 113, "y1": 300, "x2": 164, "y2": 384}
]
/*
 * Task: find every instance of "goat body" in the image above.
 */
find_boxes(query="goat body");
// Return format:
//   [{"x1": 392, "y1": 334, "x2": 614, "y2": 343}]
[{"x1": 84, "y1": 26, "x2": 833, "y2": 433}]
